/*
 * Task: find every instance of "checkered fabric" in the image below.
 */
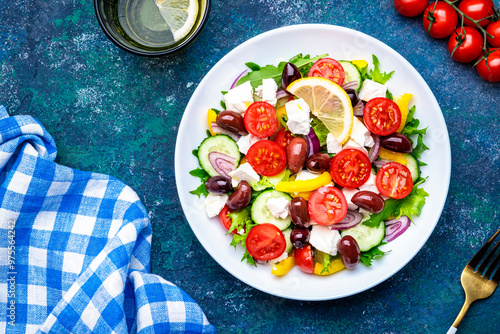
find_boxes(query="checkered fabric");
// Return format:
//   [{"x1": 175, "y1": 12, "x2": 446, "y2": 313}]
[{"x1": 0, "y1": 106, "x2": 216, "y2": 334}]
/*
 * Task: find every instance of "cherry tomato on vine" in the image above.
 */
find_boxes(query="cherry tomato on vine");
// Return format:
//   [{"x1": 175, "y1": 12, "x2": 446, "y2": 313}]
[
  {"x1": 330, "y1": 148, "x2": 371, "y2": 189},
  {"x1": 423, "y1": 2, "x2": 459, "y2": 39},
  {"x1": 476, "y1": 48, "x2": 500, "y2": 82},
  {"x1": 294, "y1": 244, "x2": 314, "y2": 274},
  {"x1": 376, "y1": 162, "x2": 413, "y2": 199},
  {"x1": 486, "y1": 21, "x2": 500, "y2": 47},
  {"x1": 308, "y1": 58, "x2": 345, "y2": 86},
  {"x1": 246, "y1": 224, "x2": 286, "y2": 261},
  {"x1": 243, "y1": 101, "x2": 279, "y2": 138},
  {"x1": 308, "y1": 185, "x2": 348, "y2": 225},
  {"x1": 363, "y1": 97, "x2": 402, "y2": 136},
  {"x1": 393, "y1": 0, "x2": 428, "y2": 17},
  {"x1": 246, "y1": 140, "x2": 287, "y2": 176},
  {"x1": 458, "y1": 0, "x2": 495, "y2": 28},
  {"x1": 448, "y1": 27, "x2": 484, "y2": 63}
]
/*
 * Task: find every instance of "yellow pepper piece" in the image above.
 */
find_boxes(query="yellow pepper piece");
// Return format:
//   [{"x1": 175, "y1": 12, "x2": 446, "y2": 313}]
[
  {"x1": 378, "y1": 147, "x2": 408, "y2": 165},
  {"x1": 276, "y1": 105, "x2": 287, "y2": 121},
  {"x1": 207, "y1": 109, "x2": 218, "y2": 135},
  {"x1": 351, "y1": 59, "x2": 368, "y2": 71},
  {"x1": 394, "y1": 93, "x2": 413, "y2": 133},
  {"x1": 271, "y1": 256, "x2": 295, "y2": 276},
  {"x1": 295, "y1": 191, "x2": 313, "y2": 201},
  {"x1": 275, "y1": 172, "x2": 332, "y2": 193},
  {"x1": 313, "y1": 259, "x2": 345, "y2": 275}
]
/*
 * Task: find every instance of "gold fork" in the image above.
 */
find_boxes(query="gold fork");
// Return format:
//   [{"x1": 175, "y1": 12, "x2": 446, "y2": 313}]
[{"x1": 447, "y1": 227, "x2": 500, "y2": 334}]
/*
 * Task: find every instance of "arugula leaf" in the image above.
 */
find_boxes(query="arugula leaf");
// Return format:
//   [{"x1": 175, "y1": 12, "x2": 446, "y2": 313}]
[
  {"x1": 363, "y1": 198, "x2": 399, "y2": 227},
  {"x1": 245, "y1": 62, "x2": 261, "y2": 71},
  {"x1": 360, "y1": 244, "x2": 387, "y2": 266},
  {"x1": 401, "y1": 105, "x2": 429, "y2": 159},
  {"x1": 412, "y1": 133, "x2": 429, "y2": 159},
  {"x1": 189, "y1": 168, "x2": 209, "y2": 198},
  {"x1": 396, "y1": 183, "x2": 429, "y2": 219},
  {"x1": 386, "y1": 89, "x2": 394, "y2": 101},
  {"x1": 228, "y1": 208, "x2": 257, "y2": 266},
  {"x1": 368, "y1": 55, "x2": 394, "y2": 84}
]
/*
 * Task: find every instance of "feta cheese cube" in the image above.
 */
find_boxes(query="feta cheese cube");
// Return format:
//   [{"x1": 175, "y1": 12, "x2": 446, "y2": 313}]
[
  {"x1": 224, "y1": 81, "x2": 254, "y2": 114},
  {"x1": 228, "y1": 162, "x2": 260, "y2": 188},
  {"x1": 295, "y1": 169, "x2": 318, "y2": 182},
  {"x1": 255, "y1": 78, "x2": 278, "y2": 106},
  {"x1": 204, "y1": 193, "x2": 228, "y2": 218},
  {"x1": 341, "y1": 188, "x2": 359, "y2": 211},
  {"x1": 358, "y1": 173, "x2": 378, "y2": 193},
  {"x1": 326, "y1": 133, "x2": 342, "y2": 154},
  {"x1": 236, "y1": 133, "x2": 265, "y2": 155},
  {"x1": 285, "y1": 98, "x2": 311, "y2": 135},
  {"x1": 342, "y1": 138, "x2": 369, "y2": 156},
  {"x1": 358, "y1": 79, "x2": 387, "y2": 102},
  {"x1": 266, "y1": 197, "x2": 290, "y2": 219},
  {"x1": 309, "y1": 225, "x2": 342, "y2": 256},
  {"x1": 351, "y1": 117, "x2": 375, "y2": 148}
]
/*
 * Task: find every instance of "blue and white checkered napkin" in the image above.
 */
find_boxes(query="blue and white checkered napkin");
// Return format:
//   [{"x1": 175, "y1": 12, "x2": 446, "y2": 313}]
[{"x1": 0, "y1": 106, "x2": 216, "y2": 334}]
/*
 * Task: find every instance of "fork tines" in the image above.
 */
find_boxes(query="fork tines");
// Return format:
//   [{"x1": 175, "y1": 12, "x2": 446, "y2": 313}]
[{"x1": 468, "y1": 227, "x2": 500, "y2": 282}]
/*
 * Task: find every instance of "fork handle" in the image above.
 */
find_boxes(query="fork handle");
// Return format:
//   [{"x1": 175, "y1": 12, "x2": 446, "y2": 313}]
[
  {"x1": 448, "y1": 298, "x2": 472, "y2": 333},
  {"x1": 446, "y1": 327, "x2": 457, "y2": 334}
]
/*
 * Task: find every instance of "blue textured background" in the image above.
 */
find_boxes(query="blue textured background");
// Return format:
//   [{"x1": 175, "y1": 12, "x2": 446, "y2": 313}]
[{"x1": 1, "y1": 0, "x2": 499, "y2": 333}]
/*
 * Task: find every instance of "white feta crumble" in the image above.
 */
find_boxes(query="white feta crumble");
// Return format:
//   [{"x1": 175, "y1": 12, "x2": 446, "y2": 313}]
[
  {"x1": 285, "y1": 98, "x2": 311, "y2": 135},
  {"x1": 309, "y1": 225, "x2": 342, "y2": 256},
  {"x1": 358, "y1": 79, "x2": 387, "y2": 102},
  {"x1": 294, "y1": 169, "x2": 318, "y2": 182},
  {"x1": 341, "y1": 188, "x2": 359, "y2": 211},
  {"x1": 342, "y1": 138, "x2": 368, "y2": 156},
  {"x1": 268, "y1": 251, "x2": 289, "y2": 266},
  {"x1": 255, "y1": 78, "x2": 278, "y2": 106},
  {"x1": 228, "y1": 162, "x2": 260, "y2": 188},
  {"x1": 358, "y1": 173, "x2": 379, "y2": 193},
  {"x1": 204, "y1": 193, "x2": 228, "y2": 218},
  {"x1": 266, "y1": 197, "x2": 290, "y2": 219},
  {"x1": 224, "y1": 81, "x2": 254, "y2": 114},
  {"x1": 326, "y1": 133, "x2": 342, "y2": 154},
  {"x1": 236, "y1": 133, "x2": 265, "y2": 155},
  {"x1": 351, "y1": 117, "x2": 375, "y2": 148}
]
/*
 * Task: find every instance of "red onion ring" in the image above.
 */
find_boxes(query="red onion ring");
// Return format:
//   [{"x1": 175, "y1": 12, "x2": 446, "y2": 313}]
[
  {"x1": 385, "y1": 216, "x2": 411, "y2": 242},
  {"x1": 342, "y1": 81, "x2": 358, "y2": 91},
  {"x1": 208, "y1": 152, "x2": 236, "y2": 178},
  {"x1": 329, "y1": 210, "x2": 363, "y2": 230},
  {"x1": 353, "y1": 100, "x2": 364, "y2": 117},
  {"x1": 230, "y1": 70, "x2": 249, "y2": 89},
  {"x1": 276, "y1": 89, "x2": 290, "y2": 100},
  {"x1": 367, "y1": 134, "x2": 380, "y2": 163},
  {"x1": 306, "y1": 128, "x2": 321, "y2": 156}
]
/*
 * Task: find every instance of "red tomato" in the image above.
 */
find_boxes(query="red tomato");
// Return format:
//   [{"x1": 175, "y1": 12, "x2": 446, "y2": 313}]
[
  {"x1": 423, "y1": 2, "x2": 459, "y2": 38},
  {"x1": 294, "y1": 244, "x2": 314, "y2": 274},
  {"x1": 363, "y1": 97, "x2": 402, "y2": 136},
  {"x1": 393, "y1": 0, "x2": 428, "y2": 17},
  {"x1": 274, "y1": 127, "x2": 294, "y2": 149},
  {"x1": 246, "y1": 140, "x2": 287, "y2": 176},
  {"x1": 486, "y1": 21, "x2": 500, "y2": 47},
  {"x1": 476, "y1": 48, "x2": 500, "y2": 82},
  {"x1": 243, "y1": 101, "x2": 279, "y2": 138},
  {"x1": 308, "y1": 58, "x2": 345, "y2": 86},
  {"x1": 308, "y1": 185, "x2": 348, "y2": 225},
  {"x1": 246, "y1": 224, "x2": 286, "y2": 261},
  {"x1": 458, "y1": 0, "x2": 495, "y2": 27},
  {"x1": 376, "y1": 162, "x2": 413, "y2": 199},
  {"x1": 219, "y1": 205, "x2": 241, "y2": 235},
  {"x1": 448, "y1": 27, "x2": 484, "y2": 63},
  {"x1": 330, "y1": 148, "x2": 371, "y2": 189}
]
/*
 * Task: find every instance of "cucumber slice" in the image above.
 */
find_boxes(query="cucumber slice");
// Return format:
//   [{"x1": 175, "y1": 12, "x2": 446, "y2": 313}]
[
  {"x1": 251, "y1": 190, "x2": 292, "y2": 230},
  {"x1": 197, "y1": 135, "x2": 241, "y2": 177},
  {"x1": 282, "y1": 228, "x2": 293, "y2": 253},
  {"x1": 339, "y1": 61, "x2": 362, "y2": 91},
  {"x1": 341, "y1": 221, "x2": 385, "y2": 252},
  {"x1": 404, "y1": 154, "x2": 419, "y2": 182}
]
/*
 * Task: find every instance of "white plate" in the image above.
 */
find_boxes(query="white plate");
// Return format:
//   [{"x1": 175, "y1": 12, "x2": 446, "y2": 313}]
[{"x1": 175, "y1": 24, "x2": 451, "y2": 301}]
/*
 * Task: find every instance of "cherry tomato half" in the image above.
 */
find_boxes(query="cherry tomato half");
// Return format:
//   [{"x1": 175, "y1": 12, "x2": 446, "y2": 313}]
[
  {"x1": 330, "y1": 148, "x2": 371, "y2": 189},
  {"x1": 246, "y1": 223, "x2": 286, "y2": 261},
  {"x1": 393, "y1": 0, "x2": 428, "y2": 17},
  {"x1": 458, "y1": 0, "x2": 495, "y2": 28},
  {"x1": 308, "y1": 185, "x2": 348, "y2": 225},
  {"x1": 294, "y1": 244, "x2": 314, "y2": 274},
  {"x1": 476, "y1": 48, "x2": 500, "y2": 82},
  {"x1": 219, "y1": 205, "x2": 241, "y2": 235},
  {"x1": 363, "y1": 97, "x2": 402, "y2": 136},
  {"x1": 448, "y1": 27, "x2": 484, "y2": 63},
  {"x1": 308, "y1": 58, "x2": 345, "y2": 86},
  {"x1": 486, "y1": 21, "x2": 500, "y2": 47},
  {"x1": 243, "y1": 101, "x2": 279, "y2": 138},
  {"x1": 376, "y1": 162, "x2": 413, "y2": 199},
  {"x1": 423, "y1": 2, "x2": 458, "y2": 39},
  {"x1": 246, "y1": 140, "x2": 287, "y2": 176},
  {"x1": 274, "y1": 127, "x2": 294, "y2": 149}
]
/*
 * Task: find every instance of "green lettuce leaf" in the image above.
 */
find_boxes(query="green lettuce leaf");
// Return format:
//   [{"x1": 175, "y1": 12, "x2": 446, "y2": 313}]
[
  {"x1": 367, "y1": 55, "x2": 394, "y2": 84},
  {"x1": 228, "y1": 208, "x2": 257, "y2": 266},
  {"x1": 360, "y1": 244, "x2": 387, "y2": 266},
  {"x1": 396, "y1": 184, "x2": 429, "y2": 219},
  {"x1": 310, "y1": 116, "x2": 330, "y2": 146}
]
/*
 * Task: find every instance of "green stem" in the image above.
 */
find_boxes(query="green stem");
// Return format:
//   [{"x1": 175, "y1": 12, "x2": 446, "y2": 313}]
[{"x1": 442, "y1": 0, "x2": 495, "y2": 39}]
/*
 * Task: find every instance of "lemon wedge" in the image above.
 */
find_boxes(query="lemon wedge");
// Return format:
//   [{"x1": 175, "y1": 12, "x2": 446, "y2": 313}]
[
  {"x1": 156, "y1": 0, "x2": 199, "y2": 42},
  {"x1": 287, "y1": 77, "x2": 353, "y2": 145}
]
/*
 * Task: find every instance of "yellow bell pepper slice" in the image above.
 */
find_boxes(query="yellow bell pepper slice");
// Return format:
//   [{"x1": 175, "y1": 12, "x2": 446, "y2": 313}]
[
  {"x1": 271, "y1": 256, "x2": 295, "y2": 276},
  {"x1": 394, "y1": 93, "x2": 413, "y2": 133},
  {"x1": 207, "y1": 109, "x2": 218, "y2": 135},
  {"x1": 351, "y1": 59, "x2": 368, "y2": 71},
  {"x1": 295, "y1": 191, "x2": 313, "y2": 201},
  {"x1": 313, "y1": 259, "x2": 345, "y2": 275},
  {"x1": 275, "y1": 172, "x2": 332, "y2": 193},
  {"x1": 378, "y1": 147, "x2": 408, "y2": 165}
]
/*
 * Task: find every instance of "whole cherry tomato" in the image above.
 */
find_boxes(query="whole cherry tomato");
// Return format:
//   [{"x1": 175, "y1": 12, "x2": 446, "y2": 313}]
[
  {"x1": 486, "y1": 21, "x2": 500, "y2": 47},
  {"x1": 458, "y1": 0, "x2": 495, "y2": 27},
  {"x1": 476, "y1": 48, "x2": 500, "y2": 82},
  {"x1": 423, "y1": 1, "x2": 459, "y2": 39},
  {"x1": 393, "y1": 0, "x2": 428, "y2": 17},
  {"x1": 448, "y1": 27, "x2": 484, "y2": 63}
]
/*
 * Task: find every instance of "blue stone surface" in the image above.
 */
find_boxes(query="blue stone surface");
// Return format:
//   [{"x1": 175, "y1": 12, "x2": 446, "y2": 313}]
[{"x1": 1, "y1": 0, "x2": 499, "y2": 333}]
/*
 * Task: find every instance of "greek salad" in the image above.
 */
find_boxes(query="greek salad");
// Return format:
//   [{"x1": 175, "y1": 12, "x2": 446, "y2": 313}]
[{"x1": 190, "y1": 53, "x2": 429, "y2": 276}]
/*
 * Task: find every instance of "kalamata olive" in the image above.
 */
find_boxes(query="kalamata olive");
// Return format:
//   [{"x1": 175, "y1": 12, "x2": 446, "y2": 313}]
[
  {"x1": 380, "y1": 133, "x2": 413, "y2": 153},
  {"x1": 306, "y1": 152, "x2": 331, "y2": 173},
  {"x1": 289, "y1": 197, "x2": 310, "y2": 227},
  {"x1": 290, "y1": 228, "x2": 310, "y2": 249},
  {"x1": 344, "y1": 88, "x2": 360, "y2": 107},
  {"x1": 337, "y1": 235, "x2": 361, "y2": 270},
  {"x1": 286, "y1": 137, "x2": 308, "y2": 174},
  {"x1": 282, "y1": 62, "x2": 302, "y2": 91},
  {"x1": 216, "y1": 110, "x2": 248, "y2": 135},
  {"x1": 227, "y1": 181, "x2": 252, "y2": 211},
  {"x1": 205, "y1": 176, "x2": 233, "y2": 194},
  {"x1": 351, "y1": 190, "x2": 385, "y2": 214}
]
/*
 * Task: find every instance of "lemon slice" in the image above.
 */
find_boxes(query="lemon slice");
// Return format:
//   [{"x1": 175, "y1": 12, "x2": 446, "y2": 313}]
[
  {"x1": 156, "y1": 0, "x2": 199, "y2": 42},
  {"x1": 287, "y1": 77, "x2": 353, "y2": 145}
]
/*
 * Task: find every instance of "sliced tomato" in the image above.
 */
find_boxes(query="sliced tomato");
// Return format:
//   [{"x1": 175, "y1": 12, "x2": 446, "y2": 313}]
[
  {"x1": 274, "y1": 127, "x2": 294, "y2": 149},
  {"x1": 243, "y1": 101, "x2": 279, "y2": 138},
  {"x1": 376, "y1": 162, "x2": 413, "y2": 199},
  {"x1": 363, "y1": 97, "x2": 402, "y2": 136},
  {"x1": 294, "y1": 244, "x2": 314, "y2": 274},
  {"x1": 246, "y1": 224, "x2": 286, "y2": 261},
  {"x1": 219, "y1": 205, "x2": 240, "y2": 234},
  {"x1": 308, "y1": 185, "x2": 348, "y2": 225},
  {"x1": 330, "y1": 148, "x2": 371, "y2": 188},
  {"x1": 308, "y1": 58, "x2": 345, "y2": 86},
  {"x1": 246, "y1": 140, "x2": 287, "y2": 176}
]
